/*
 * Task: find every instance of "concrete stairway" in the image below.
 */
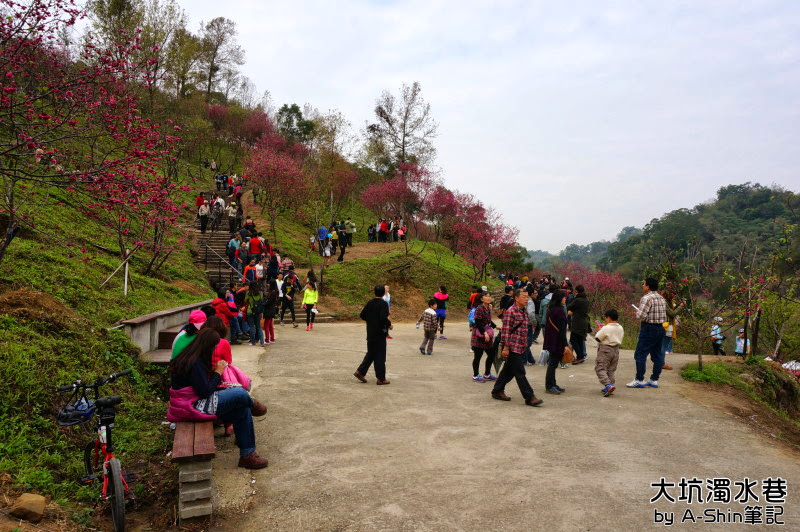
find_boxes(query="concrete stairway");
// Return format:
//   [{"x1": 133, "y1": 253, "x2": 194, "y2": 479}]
[{"x1": 191, "y1": 191, "x2": 334, "y2": 323}]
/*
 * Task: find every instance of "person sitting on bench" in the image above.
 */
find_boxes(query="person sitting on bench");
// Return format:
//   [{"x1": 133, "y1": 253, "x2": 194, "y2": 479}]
[{"x1": 167, "y1": 329, "x2": 268, "y2": 469}]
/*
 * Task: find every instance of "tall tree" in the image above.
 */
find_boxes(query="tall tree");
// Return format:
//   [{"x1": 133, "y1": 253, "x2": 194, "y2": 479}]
[
  {"x1": 139, "y1": 0, "x2": 186, "y2": 110},
  {"x1": 366, "y1": 81, "x2": 438, "y2": 175},
  {"x1": 164, "y1": 26, "x2": 200, "y2": 98},
  {"x1": 198, "y1": 17, "x2": 244, "y2": 102},
  {"x1": 87, "y1": 0, "x2": 144, "y2": 56},
  {"x1": 276, "y1": 104, "x2": 315, "y2": 145}
]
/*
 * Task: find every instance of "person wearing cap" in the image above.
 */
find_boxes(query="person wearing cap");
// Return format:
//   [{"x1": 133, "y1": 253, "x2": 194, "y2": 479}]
[
  {"x1": 710, "y1": 317, "x2": 726, "y2": 356},
  {"x1": 171, "y1": 310, "x2": 207, "y2": 360},
  {"x1": 734, "y1": 328, "x2": 750, "y2": 356}
]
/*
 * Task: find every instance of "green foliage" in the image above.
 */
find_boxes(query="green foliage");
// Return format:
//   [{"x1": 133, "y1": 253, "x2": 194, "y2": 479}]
[
  {"x1": 0, "y1": 316, "x2": 171, "y2": 506},
  {"x1": 323, "y1": 240, "x2": 501, "y2": 316},
  {"x1": 276, "y1": 104, "x2": 315, "y2": 144},
  {"x1": 682, "y1": 360, "x2": 800, "y2": 424}
]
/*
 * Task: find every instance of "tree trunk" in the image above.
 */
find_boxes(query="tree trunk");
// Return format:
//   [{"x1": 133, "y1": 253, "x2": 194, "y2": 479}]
[
  {"x1": 0, "y1": 220, "x2": 19, "y2": 266},
  {"x1": 751, "y1": 308, "x2": 761, "y2": 358}
]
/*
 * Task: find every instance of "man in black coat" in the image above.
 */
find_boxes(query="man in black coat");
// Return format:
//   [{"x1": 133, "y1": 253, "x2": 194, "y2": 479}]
[{"x1": 354, "y1": 285, "x2": 393, "y2": 385}]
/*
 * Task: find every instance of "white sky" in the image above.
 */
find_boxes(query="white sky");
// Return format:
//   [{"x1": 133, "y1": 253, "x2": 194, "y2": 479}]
[{"x1": 184, "y1": 0, "x2": 800, "y2": 253}]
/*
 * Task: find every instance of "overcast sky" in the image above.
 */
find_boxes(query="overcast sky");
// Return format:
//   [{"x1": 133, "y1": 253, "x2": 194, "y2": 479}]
[{"x1": 185, "y1": 0, "x2": 800, "y2": 253}]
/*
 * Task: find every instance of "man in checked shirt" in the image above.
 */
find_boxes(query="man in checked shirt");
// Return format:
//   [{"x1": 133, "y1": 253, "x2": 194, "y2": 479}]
[
  {"x1": 491, "y1": 288, "x2": 543, "y2": 406},
  {"x1": 627, "y1": 277, "x2": 667, "y2": 389}
]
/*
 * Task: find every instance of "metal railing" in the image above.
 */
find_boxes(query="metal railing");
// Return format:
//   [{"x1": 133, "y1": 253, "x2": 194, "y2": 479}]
[{"x1": 200, "y1": 242, "x2": 240, "y2": 291}]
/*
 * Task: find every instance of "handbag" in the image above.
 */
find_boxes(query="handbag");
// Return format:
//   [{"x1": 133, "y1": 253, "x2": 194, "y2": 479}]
[{"x1": 562, "y1": 346, "x2": 574, "y2": 363}]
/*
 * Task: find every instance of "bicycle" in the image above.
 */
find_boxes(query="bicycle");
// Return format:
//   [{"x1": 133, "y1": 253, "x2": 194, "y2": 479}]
[{"x1": 57, "y1": 369, "x2": 134, "y2": 532}]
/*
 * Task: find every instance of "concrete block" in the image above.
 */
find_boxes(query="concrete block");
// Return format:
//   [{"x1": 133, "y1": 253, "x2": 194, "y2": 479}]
[
  {"x1": 179, "y1": 498, "x2": 213, "y2": 520},
  {"x1": 180, "y1": 479, "x2": 213, "y2": 502},
  {"x1": 179, "y1": 460, "x2": 213, "y2": 483}
]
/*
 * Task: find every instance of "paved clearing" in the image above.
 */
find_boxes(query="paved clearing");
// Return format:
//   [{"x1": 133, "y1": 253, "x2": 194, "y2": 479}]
[{"x1": 213, "y1": 322, "x2": 800, "y2": 531}]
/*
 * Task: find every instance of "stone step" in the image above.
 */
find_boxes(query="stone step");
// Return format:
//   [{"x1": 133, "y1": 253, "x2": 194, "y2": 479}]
[
  {"x1": 179, "y1": 479, "x2": 213, "y2": 503},
  {"x1": 141, "y1": 349, "x2": 171, "y2": 364},
  {"x1": 179, "y1": 498, "x2": 213, "y2": 520},
  {"x1": 158, "y1": 325, "x2": 184, "y2": 350},
  {"x1": 179, "y1": 461, "x2": 213, "y2": 483}
]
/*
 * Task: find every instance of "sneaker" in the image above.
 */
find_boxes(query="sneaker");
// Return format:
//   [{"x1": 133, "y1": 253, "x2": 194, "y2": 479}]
[
  {"x1": 426, "y1": 351, "x2": 432, "y2": 355},
  {"x1": 482, "y1": 374, "x2": 497, "y2": 381},
  {"x1": 439, "y1": 335, "x2": 447, "y2": 340},
  {"x1": 248, "y1": 343, "x2": 256, "y2": 346},
  {"x1": 559, "y1": 363, "x2": 569, "y2": 369},
  {"x1": 386, "y1": 335, "x2": 393, "y2": 339},
  {"x1": 278, "y1": 320, "x2": 284, "y2": 326},
  {"x1": 546, "y1": 386, "x2": 561, "y2": 395},
  {"x1": 602, "y1": 384, "x2": 615, "y2": 397},
  {"x1": 306, "y1": 326, "x2": 310, "y2": 331},
  {"x1": 473, "y1": 375, "x2": 485, "y2": 382},
  {"x1": 646, "y1": 379, "x2": 659, "y2": 388},
  {"x1": 310, "y1": 323, "x2": 314, "y2": 330},
  {"x1": 419, "y1": 347, "x2": 425, "y2": 354},
  {"x1": 662, "y1": 365, "x2": 673, "y2": 370},
  {"x1": 292, "y1": 323, "x2": 298, "y2": 328},
  {"x1": 626, "y1": 379, "x2": 646, "y2": 388}
]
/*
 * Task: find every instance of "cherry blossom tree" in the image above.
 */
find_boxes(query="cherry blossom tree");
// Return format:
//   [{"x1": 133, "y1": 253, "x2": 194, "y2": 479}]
[
  {"x1": 246, "y1": 142, "x2": 310, "y2": 242},
  {"x1": 0, "y1": 0, "x2": 185, "y2": 270}
]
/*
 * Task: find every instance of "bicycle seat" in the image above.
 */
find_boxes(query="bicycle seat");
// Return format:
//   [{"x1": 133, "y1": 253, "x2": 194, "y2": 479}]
[{"x1": 95, "y1": 395, "x2": 122, "y2": 408}]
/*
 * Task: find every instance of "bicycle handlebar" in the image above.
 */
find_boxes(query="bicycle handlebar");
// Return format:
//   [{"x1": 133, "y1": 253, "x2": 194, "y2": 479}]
[
  {"x1": 110, "y1": 369, "x2": 132, "y2": 380},
  {"x1": 56, "y1": 369, "x2": 133, "y2": 392}
]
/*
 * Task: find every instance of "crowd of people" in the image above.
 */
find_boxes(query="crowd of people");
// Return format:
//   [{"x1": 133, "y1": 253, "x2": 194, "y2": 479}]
[
  {"x1": 353, "y1": 274, "x2": 703, "y2": 409},
  {"x1": 366, "y1": 217, "x2": 406, "y2": 243},
  {"x1": 312, "y1": 219, "x2": 357, "y2": 268}
]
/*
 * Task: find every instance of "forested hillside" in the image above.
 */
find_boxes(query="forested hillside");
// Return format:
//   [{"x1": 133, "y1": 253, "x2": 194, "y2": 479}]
[{"x1": 534, "y1": 183, "x2": 800, "y2": 361}]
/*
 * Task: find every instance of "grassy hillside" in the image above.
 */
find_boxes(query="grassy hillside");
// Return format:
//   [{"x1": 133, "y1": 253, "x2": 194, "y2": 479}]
[
  {"x1": 240, "y1": 197, "x2": 502, "y2": 320},
  {"x1": 0, "y1": 179, "x2": 213, "y2": 525}
]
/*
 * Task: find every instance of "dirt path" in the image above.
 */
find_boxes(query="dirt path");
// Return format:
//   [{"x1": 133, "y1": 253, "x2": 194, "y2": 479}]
[{"x1": 212, "y1": 322, "x2": 800, "y2": 531}]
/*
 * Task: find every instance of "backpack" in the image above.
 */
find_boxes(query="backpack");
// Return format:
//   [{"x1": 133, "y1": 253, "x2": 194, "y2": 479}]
[{"x1": 468, "y1": 307, "x2": 476, "y2": 327}]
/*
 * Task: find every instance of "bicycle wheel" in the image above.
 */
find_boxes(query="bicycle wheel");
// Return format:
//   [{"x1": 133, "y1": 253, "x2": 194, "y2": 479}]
[
  {"x1": 83, "y1": 441, "x2": 101, "y2": 477},
  {"x1": 107, "y1": 458, "x2": 125, "y2": 532}
]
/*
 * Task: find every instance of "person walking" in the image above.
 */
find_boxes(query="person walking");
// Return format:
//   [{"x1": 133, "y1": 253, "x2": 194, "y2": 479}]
[
  {"x1": 471, "y1": 292, "x2": 497, "y2": 382},
  {"x1": 416, "y1": 299, "x2": 438, "y2": 355},
  {"x1": 301, "y1": 277, "x2": 319, "y2": 331},
  {"x1": 543, "y1": 290, "x2": 568, "y2": 395},
  {"x1": 594, "y1": 309, "x2": 624, "y2": 397},
  {"x1": 522, "y1": 286, "x2": 538, "y2": 365},
  {"x1": 198, "y1": 201, "x2": 210, "y2": 233},
  {"x1": 280, "y1": 271, "x2": 298, "y2": 327},
  {"x1": 244, "y1": 282, "x2": 264, "y2": 347},
  {"x1": 491, "y1": 289, "x2": 543, "y2": 407},
  {"x1": 353, "y1": 285, "x2": 392, "y2": 385},
  {"x1": 433, "y1": 285, "x2": 449, "y2": 339},
  {"x1": 345, "y1": 217, "x2": 356, "y2": 246},
  {"x1": 710, "y1": 317, "x2": 726, "y2": 356},
  {"x1": 262, "y1": 280, "x2": 279, "y2": 344},
  {"x1": 567, "y1": 285, "x2": 590, "y2": 364},
  {"x1": 627, "y1": 277, "x2": 668, "y2": 389},
  {"x1": 383, "y1": 285, "x2": 393, "y2": 339}
]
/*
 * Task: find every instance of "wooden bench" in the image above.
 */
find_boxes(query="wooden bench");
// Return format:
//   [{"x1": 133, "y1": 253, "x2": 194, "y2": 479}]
[{"x1": 171, "y1": 422, "x2": 216, "y2": 520}]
